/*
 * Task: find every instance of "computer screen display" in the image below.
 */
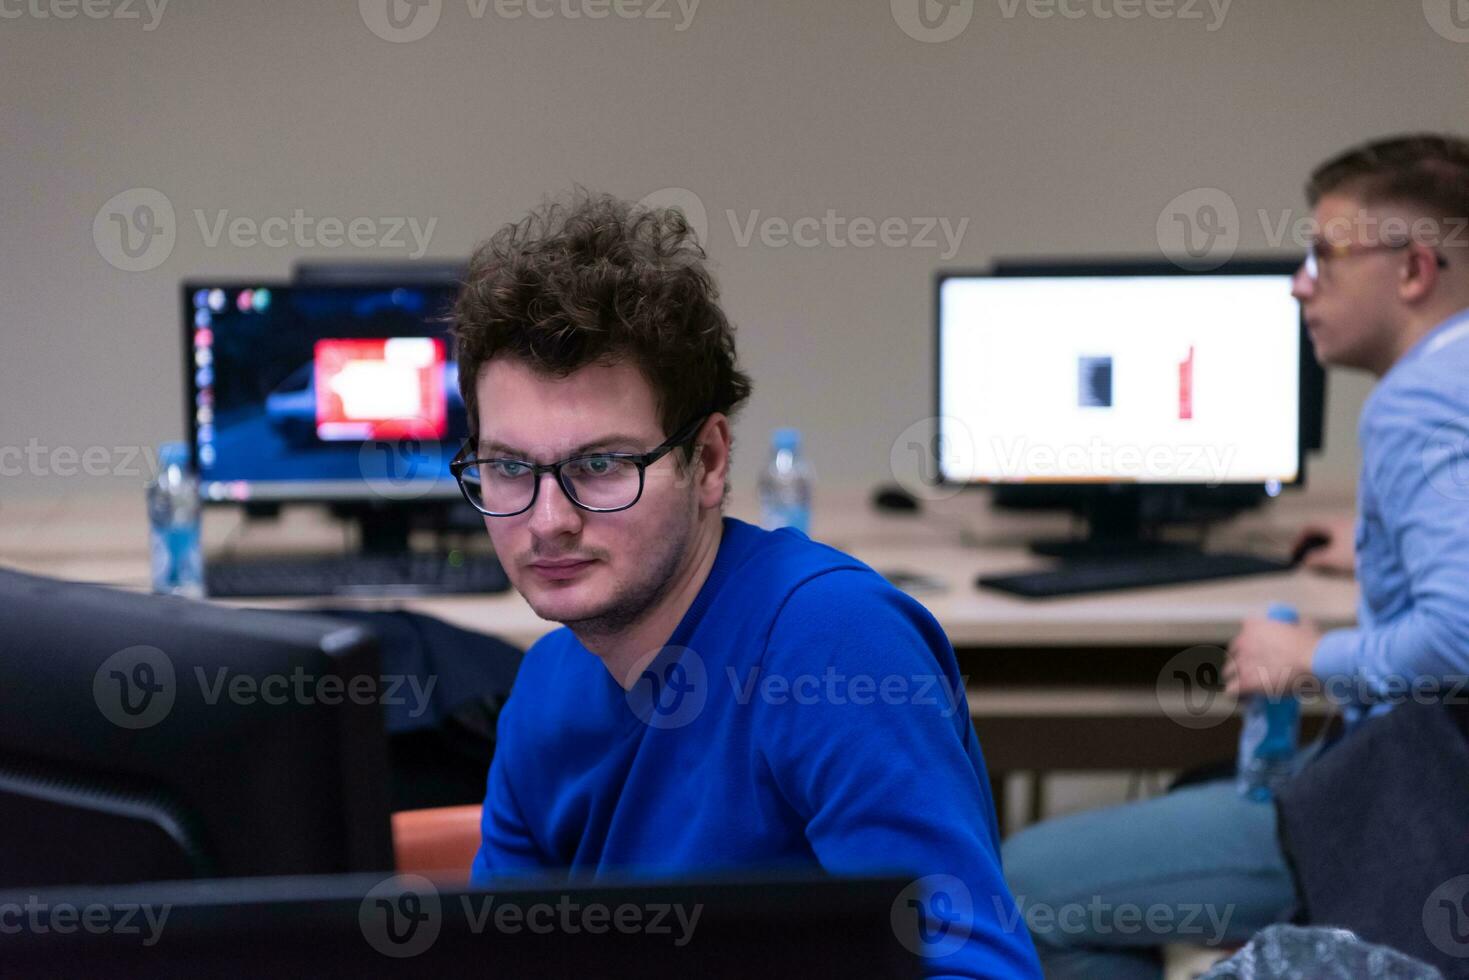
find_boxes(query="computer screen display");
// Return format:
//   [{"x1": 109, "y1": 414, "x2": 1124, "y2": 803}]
[
  {"x1": 184, "y1": 282, "x2": 466, "y2": 502},
  {"x1": 936, "y1": 267, "x2": 1304, "y2": 487}
]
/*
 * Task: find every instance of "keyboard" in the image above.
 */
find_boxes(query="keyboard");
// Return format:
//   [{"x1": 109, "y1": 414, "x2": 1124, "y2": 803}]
[
  {"x1": 977, "y1": 552, "x2": 1291, "y2": 599},
  {"x1": 206, "y1": 552, "x2": 511, "y2": 598}
]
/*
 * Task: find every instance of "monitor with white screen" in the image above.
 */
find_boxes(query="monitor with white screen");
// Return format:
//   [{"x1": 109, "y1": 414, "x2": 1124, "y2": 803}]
[{"x1": 936, "y1": 263, "x2": 1308, "y2": 490}]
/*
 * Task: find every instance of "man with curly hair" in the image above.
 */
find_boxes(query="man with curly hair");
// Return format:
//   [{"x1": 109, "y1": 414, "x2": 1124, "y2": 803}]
[{"x1": 454, "y1": 192, "x2": 1041, "y2": 977}]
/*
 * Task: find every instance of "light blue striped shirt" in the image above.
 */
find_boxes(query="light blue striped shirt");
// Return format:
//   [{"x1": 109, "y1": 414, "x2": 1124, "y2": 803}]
[{"x1": 1314, "y1": 307, "x2": 1469, "y2": 723}]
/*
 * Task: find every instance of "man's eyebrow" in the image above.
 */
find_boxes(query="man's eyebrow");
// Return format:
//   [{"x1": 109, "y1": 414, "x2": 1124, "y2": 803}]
[{"x1": 478, "y1": 434, "x2": 650, "y2": 458}]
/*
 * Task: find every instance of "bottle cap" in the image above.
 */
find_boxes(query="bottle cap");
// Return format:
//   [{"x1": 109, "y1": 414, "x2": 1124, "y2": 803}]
[
  {"x1": 772, "y1": 428, "x2": 801, "y2": 452},
  {"x1": 158, "y1": 442, "x2": 191, "y2": 469},
  {"x1": 1266, "y1": 602, "x2": 1299, "y2": 624}
]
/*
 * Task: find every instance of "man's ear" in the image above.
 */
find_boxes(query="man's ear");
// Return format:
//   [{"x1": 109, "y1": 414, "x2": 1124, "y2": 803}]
[
  {"x1": 1399, "y1": 243, "x2": 1441, "y2": 304},
  {"x1": 694, "y1": 415, "x2": 732, "y2": 509}
]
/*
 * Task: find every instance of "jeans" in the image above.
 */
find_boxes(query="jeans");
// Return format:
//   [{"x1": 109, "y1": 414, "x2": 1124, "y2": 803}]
[{"x1": 1000, "y1": 770, "x2": 1308, "y2": 980}]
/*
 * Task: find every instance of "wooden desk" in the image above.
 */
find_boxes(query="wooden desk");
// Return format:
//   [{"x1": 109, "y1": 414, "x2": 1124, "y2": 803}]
[
  {"x1": 0, "y1": 484, "x2": 1358, "y2": 648},
  {"x1": 0, "y1": 484, "x2": 1359, "y2": 827}
]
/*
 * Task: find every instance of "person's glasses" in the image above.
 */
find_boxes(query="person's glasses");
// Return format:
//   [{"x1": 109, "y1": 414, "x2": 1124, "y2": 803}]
[
  {"x1": 1302, "y1": 239, "x2": 1448, "y2": 283},
  {"x1": 450, "y1": 413, "x2": 709, "y2": 517}
]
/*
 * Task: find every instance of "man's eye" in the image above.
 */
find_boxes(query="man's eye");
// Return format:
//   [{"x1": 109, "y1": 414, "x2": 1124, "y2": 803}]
[
  {"x1": 491, "y1": 460, "x2": 530, "y2": 478},
  {"x1": 569, "y1": 456, "x2": 624, "y2": 478}
]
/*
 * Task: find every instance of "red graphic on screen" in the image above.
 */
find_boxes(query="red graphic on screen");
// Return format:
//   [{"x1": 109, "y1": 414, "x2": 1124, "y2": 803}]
[
  {"x1": 313, "y1": 337, "x2": 446, "y2": 441},
  {"x1": 1178, "y1": 345, "x2": 1195, "y2": 420}
]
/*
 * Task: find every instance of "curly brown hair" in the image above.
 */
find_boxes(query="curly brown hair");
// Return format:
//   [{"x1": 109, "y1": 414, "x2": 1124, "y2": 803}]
[{"x1": 452, "y1": 191, "x2": 753, "y2": 480}]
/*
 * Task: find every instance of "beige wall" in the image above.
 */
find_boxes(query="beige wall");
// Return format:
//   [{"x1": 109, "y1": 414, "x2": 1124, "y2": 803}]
[{"x1": 3, "y1": 0, "x2": 1461, "y2": 503}]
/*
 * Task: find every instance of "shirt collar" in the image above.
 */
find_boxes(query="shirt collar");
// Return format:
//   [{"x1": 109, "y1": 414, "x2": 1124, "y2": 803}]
[{"x1": 1402, "y1": 305, "x2": 1469, "y2": 364}]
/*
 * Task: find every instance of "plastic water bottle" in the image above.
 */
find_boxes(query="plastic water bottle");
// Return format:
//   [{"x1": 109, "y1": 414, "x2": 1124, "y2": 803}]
[
  {"x1": 147, "y1": 441, "x2": 204, "y2": 599},
  {"x1": 1236, "y1": 602, "x2": 1302, "y2": 801},
  {"x1": 758, "y1": 428, "x2": 813, "y2": 535}
]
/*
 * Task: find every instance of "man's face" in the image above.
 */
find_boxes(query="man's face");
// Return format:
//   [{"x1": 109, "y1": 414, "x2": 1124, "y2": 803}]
[
  {"x1": 473, "y1": 357, "x2": 704, "y2": 633},
  {"x1": 1292, "y1": 193, "x2": 1407, "y2": 372}
]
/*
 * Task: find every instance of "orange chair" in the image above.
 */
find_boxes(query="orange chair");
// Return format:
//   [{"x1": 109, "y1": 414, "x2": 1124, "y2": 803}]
[{"x1": 391, "y1": 804, "x2": 481, "y2": 881}]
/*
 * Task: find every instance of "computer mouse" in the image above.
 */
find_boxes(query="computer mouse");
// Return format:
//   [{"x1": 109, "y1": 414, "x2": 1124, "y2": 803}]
[{"x1": 872, "y1": 485, "x2": 920, "y2": 513}]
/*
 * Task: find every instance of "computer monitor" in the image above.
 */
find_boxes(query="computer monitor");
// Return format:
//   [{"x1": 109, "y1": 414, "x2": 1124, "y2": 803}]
[
  {"x1": 935, "y1": 259, "x2": 1324, "y2": 554},
  {"x1": 0, "y1": 567, "x2": 395, "y2": 888},
  {"x1": 291, "y1": 259, "x2": 467, "y2": 286},
  {"x1": 0, "y1": 873, "x2": 923, "y2": 979},
  {"x1": 183, "y1": 281, "x2": 466, "y2": 506}
]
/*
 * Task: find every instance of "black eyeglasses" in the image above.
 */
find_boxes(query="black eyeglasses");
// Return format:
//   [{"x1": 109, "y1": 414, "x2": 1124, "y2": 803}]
[{"x1": 450, "y1": 413, "x2": 710, "y2": 517}]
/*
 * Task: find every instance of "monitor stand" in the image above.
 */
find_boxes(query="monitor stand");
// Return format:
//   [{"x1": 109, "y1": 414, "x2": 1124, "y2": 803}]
[
  {"x1": 330, "y1": 502, "x2": 415, "y2": 554},
  {"x1": 328, "y1": 499, "x2": 485, "y2": 554},
  {"x1": 1027, "y1": 488, "x2": 1201, "y2": 562}
]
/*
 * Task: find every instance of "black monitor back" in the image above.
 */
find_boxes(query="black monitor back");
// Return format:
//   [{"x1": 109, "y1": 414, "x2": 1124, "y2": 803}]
[
  {"x1": 0, "y1": 873, "x2": 923, "y2": 980},
  {"x1": 0, "y1": 568, "x2": 394, "y2": 887}
]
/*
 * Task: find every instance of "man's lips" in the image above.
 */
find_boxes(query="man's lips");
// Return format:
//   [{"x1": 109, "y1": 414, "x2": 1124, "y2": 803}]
[{"x1": 526, "y1": 558, "x2": 597, "y2": 580}]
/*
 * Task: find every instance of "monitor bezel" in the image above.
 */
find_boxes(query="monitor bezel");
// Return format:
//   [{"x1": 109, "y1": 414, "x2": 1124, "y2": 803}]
[
  {"x1": 181, "y1": 279, "x2": 467, "y2": 506},
  {"x1": 932, "y1": 257, "x2": 1318, "y2": 492}
]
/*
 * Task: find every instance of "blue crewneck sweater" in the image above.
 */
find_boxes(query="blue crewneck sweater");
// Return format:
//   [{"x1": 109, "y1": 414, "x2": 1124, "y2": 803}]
[{"x1": 472, "y1": 517, "x2": 1040, "y2": 978}]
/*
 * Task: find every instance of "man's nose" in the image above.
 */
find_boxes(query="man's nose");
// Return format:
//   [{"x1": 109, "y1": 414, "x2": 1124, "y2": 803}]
[
  {"x1": 528, "y1": 471, "x2": 583, "y2": 536},
  {"x1": 1290, "y1": 262, "x2": 1315, "y2": 302}
]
